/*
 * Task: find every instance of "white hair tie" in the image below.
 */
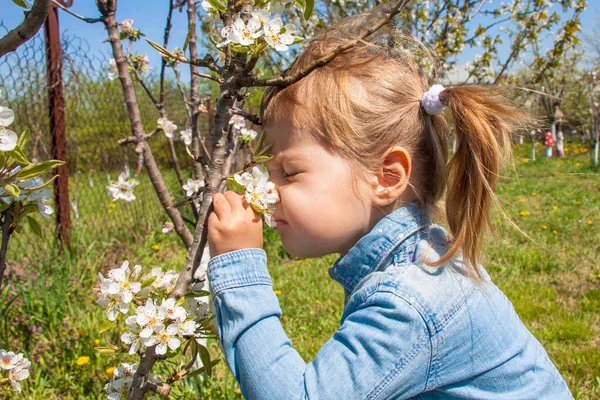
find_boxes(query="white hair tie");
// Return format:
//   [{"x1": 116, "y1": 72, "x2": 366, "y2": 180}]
[{"x1": 421, "y1": 84, "x2": 446, "y2": 115}]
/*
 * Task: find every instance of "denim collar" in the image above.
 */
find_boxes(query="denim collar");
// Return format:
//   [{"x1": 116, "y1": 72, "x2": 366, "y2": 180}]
[{"x1": 329, "y1": 202, "x2": 431, "y2": 293}]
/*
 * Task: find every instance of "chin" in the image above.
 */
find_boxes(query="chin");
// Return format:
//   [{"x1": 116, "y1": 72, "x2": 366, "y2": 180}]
[{"x1": 282, "y1": 241, "x2": 334, "y2": 259}]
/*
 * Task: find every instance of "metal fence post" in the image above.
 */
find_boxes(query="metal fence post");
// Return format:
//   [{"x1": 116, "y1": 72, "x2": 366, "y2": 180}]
[{"x1": 44, "y1": 1, "x2": 72, "y2": 248}]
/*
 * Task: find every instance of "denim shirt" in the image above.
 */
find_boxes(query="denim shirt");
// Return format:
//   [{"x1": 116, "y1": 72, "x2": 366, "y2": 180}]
[{"x1": 207, "y1": 203, "x2": 573, "y2": 399}]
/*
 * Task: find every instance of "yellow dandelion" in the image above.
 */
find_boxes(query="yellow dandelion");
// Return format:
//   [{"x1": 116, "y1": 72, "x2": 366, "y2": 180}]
[
  {"x1": 76, "y1": 356, "x2": 90, "y2": 366},
  {"x1": 92, "y1": 339, "x2": 100, "y2": 347},
  {"x1": 523, "y1": 159, "x2": 529, "y2": 163},
  {"x1": 519, "y1": 211, "x2": 530, "y2": 217},
  {"x1": 552, "y1": 206, "x2": 558, "y2": 210},
  {"x1": 109, "y1": 203, "x2": 116, "y2": 208},
  {"x1": 152, "y1": 245, "x2": 160, "y2": 251},
  {"x1": 588, "y1": 220, "x2": 593, "y2": 225},
  {"x1": 509, "y1": 187, "x2": 515, "y2": 191},
  {"x1": 518, "y1": 198, "x2": 525, "y2": 203},
  {"x1": 576, "y1": 201, "x2": 582, "y2": 205},
  {"x1": 108, "y1": 209, "x2": 113, "y2": 213},
  {"x1": 552, "y1": 230, "x2": 558, "y2": 235},
  {"x1": 576, "y1": 163, "x2": 580, "y2": 167},
  {"x1": 106, "y1": 367, "x2": 116, "y2": 377},
  {"x1": 542, "y1": 226, "x2": 548, "y2": 230},
  {"x1": 273, "y1": 290, "x2": 281, "y2": 295}
]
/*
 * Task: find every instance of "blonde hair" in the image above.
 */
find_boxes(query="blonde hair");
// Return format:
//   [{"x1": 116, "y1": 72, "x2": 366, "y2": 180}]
[{"x1": 260, "y1": 6, "x2": 527, "y2": 281}]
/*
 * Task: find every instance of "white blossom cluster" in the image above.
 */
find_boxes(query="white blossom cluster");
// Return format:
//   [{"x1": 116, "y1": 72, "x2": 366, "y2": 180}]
[
  {"x1": 0, "y1": 174, "x2": 55, "y2": 219},
  {"x1": 104, "y1": 362, "x2": 138, "y2": 400},
  {"x1": 229, "y1": 114, "x2": 257, "y2": 144},
  {"x1": 201, "y1": 3, "x2": 300, "y2": 52},
  {"x1": 233, "y1": 165, "x2": 279, "y2": 228},
  {"x1": 96, "y1": 261, "x2": 210, "y2": 357},
  {"x1": 106, "y1": 172, "x2": 138, "y2": 202},
  {"x1": 0, "y1": 100, "x2": 17, "y2": 151},
  {"x1": 157, "y1": 117, "x2": 177, "y2": 139},
  {"x1": 0, "y1": 350, "x2": 31, "y2": 393}
]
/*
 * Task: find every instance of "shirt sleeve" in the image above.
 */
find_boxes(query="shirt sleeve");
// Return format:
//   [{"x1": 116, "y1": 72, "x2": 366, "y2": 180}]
[{"x1": 208, "y1": 248, "x2": 432, "y2": 400}]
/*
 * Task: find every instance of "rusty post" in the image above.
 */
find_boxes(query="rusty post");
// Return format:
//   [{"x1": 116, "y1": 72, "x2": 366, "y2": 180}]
[{"x1": 44, "y1": 1, "x2": 72, "y2": 248}]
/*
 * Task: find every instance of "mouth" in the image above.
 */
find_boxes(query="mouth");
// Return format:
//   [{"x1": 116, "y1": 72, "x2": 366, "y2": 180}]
[{"x1": 275, "y1": 219, "x2": 288, "y2": 228}]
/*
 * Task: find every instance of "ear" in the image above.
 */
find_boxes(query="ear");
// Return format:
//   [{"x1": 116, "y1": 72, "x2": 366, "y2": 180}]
[{"x1": 371, "y1": 146, "x2": 412, "y2": 207}]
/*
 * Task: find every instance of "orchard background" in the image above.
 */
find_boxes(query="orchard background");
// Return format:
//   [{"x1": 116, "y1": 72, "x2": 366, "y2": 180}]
[{"x1": 0, "y1": 0, "x2": 599, "y2": 398}]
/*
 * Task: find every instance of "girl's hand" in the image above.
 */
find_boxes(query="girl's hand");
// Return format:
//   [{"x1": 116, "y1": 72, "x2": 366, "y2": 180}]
[{"x1": 208, "y1": 191, "x2": 264, "y2": 257}]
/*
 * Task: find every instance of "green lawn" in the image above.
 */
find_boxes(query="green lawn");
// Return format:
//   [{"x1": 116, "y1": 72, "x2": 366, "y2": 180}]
[{"x1": 0, "y1": 142, "x2": 598, "y2": 399}]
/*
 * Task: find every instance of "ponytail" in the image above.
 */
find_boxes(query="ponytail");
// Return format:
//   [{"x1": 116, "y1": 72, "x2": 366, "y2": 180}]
[{"x1": 429, "y1": 86, "x2": 527, "y2": 280}]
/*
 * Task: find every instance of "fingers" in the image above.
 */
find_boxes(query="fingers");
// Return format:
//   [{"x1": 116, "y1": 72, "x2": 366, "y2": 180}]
[{"x1": 212, "y1": 192, "x2": 231, "y2": 220}]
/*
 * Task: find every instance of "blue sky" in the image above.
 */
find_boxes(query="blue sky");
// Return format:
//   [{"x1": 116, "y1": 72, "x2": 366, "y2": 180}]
[{"x1": 1, "y1": 0, "x2": 599, "y2": 80}]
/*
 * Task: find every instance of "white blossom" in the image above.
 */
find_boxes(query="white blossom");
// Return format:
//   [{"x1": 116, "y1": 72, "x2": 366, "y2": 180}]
[
  {"x1": 0, "y1": 105, "x2": 17, "y2": 152},
  {"x1": 182, "y1": 178, "x2": 204, "y2": 197},
  {"x1": 161, "y1": 221, "x2": 174, "y2": 233},
  {"x1": 106, "y1": 172, "x2": 138, "y2": 202},
  {"x1": 143, "y1": 323, "x2": 181, "y2": 355},
  {"x1": 157, "y1": 118, "x2": 177, "y2": 139},
  {"x1": 229, "y1": 114, "x2": 246, "y2": 130},
  {"x1": 108, "y1": 59, "x2": 119, "y2": 80},
  {"x1": 160, "y1": 298, "x2": 187, "y2": 322},
  {"x1": 263, "y1": 17, "x2": 296, "y2": 52},
  {"x1": 0, "y1": 350, "x2": 31, "y2": 393},
  {"x1": 237, "y1": 127, "x2": 257, "y2": 142},
  {"x1": 97, "y1": 261, "x2": 142, "y2": 321},
  {"x1": 180, "y1": 128, "x2": 192, "y2": 146},
  {"x1": 104, "y1": 363, "x2": 137, "y2": 400},
  {"x1": 120, "y1": 316, "x2": 144, "y2": 355},
  {"x1": 218, "y1": 16, "x2": 262, "y2": 48},
  {"x1": 120, "y1": 19, "x2": 134, "y2": 33},
  {"x1": 233, "y1": 166, "x2": 279, "y2": 228},
  {"x1": 136, "y1": 298, "x2": 167, "y2": 338}
]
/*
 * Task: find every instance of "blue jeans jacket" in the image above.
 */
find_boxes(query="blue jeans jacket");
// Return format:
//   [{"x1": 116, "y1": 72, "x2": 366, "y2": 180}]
[{"x1": 208, "y1": 203, "x2": 573, "y2": 399}]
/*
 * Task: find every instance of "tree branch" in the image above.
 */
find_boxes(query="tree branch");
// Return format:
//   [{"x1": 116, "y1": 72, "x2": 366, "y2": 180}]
[
  {"x1": 0, "y1": 0, "x2": 51, "y2": 57},
  {"x1": 0, "y1": 208, "x2": 15, "y2": 291},
  {"x1": 239, "y1": 0, "x2": 411, "y2": 88}
]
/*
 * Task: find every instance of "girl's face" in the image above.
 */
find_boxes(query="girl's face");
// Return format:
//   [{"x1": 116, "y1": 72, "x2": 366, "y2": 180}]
[{"x1": 264, "y1": 121, "x2": 377, "y2": 258}]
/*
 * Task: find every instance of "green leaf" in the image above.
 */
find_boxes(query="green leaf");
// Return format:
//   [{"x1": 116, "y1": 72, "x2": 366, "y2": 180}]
[
  {"x1": 26, "y1": 216, "x2": 42, "y2": 238},
  {"x1": 186, "y1": 358, "x2": 221, "y2": 378},
  {"x1": 17, "y1": 129, "x2": 29, "y2": 149},
  {"x1": 206, "y1": 0, "x2": 226, "y2": 12},
  {"x1": 254, "y1": 131, "x2": 266, "y2": 157},
  {"x1": 94, "y1": 347, "x2": 116, "y2": 354},
  {"x1": 16, "y1": 160, "x2": 65, "y2": 180},
  {"x1": 99, "y1": 320, "x2": 114, "y2": 334},
  {"x1": 183, "y1": 20, "x2": 195, "y2": 53},
  {"x1": 185, "y1": 290, "x2": 211, "y2": 298},
  {"x1": 3, "y1": 184, "x2": 19, "y2": 197},
  {"x1": 140, "y1": 275, "x2": 157, "y2": 289},
  {"x1": 0, "y1": 203, "x2": 10, "y2": 213},
  {"x1": 226, "y1": 176, "x2": 246, "y2": 192},
  {"x1": 175, "y1": 297, "x2": 186, "y2": 307},
  {"x1": 253, "y1": 155, "x2": 274, "y2": 164},
  {"x1": 12, "y1": 0, "x2": 30, "y2": 8},
  {"x1": 197, "y1": 344, "x2": 213, "y2": 376},
  {"x1": 146, "y1": 39, "x2": 179, "y2": 60},
  {"x1": 303, "y1": 0, "x2": 314, "y2": 20},
  {"x1": 7, "y1": 145, "x2": 30, "y2": 165},
  {"x1": 20, "y1": 174, "x2": 59, "y2": 191}
]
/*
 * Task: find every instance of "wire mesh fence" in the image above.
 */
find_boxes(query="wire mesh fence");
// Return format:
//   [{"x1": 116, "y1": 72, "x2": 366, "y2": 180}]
[{"x1": 0, "y1": 25, "x2": 215, "y2": 261}]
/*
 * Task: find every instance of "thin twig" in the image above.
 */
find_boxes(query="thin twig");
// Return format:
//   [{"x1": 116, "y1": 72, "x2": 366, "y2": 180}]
[
  {"x1": 192, "y1": 71, "x2": 224, "y2": 84},
  {"x1": 240, "y1": 0, "x2": 411, "y2": 88},
  {"x1": 52, "y1": 0, "x2": 103, "y2": 23},
  {"x1": 230, "y1": 108, "x2": 261, "y2": 126}
]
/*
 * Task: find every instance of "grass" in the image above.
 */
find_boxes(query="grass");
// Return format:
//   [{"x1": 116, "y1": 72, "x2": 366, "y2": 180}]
[{"x1": 0, "y1": 141, "x2": 599, "y2": 399}]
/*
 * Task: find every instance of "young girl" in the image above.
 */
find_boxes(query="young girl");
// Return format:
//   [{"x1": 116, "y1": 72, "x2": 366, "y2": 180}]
[{"x1": 206, "y1": 8, "x2": 573, "y2": 400}]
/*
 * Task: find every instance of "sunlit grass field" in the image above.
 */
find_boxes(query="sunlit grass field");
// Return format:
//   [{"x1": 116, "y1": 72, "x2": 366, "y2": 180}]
[{"x1": 0, "y1": 141, "x2": 598, "y2": 399}]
